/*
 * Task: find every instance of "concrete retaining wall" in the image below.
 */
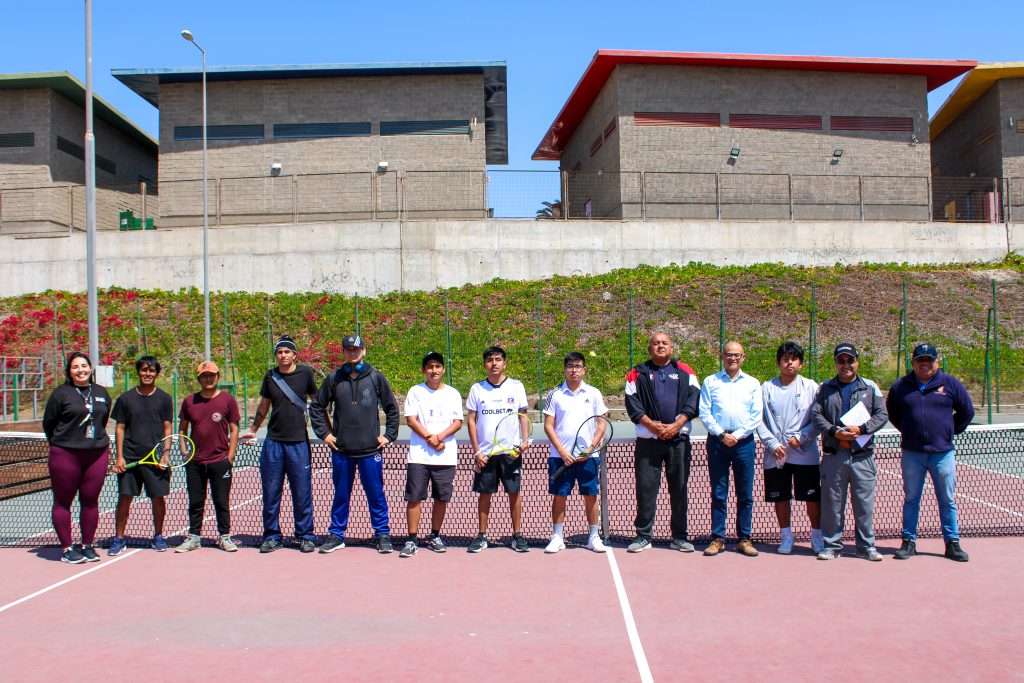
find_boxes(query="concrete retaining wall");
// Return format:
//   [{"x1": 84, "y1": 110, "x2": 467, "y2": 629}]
[{"x1": 0, "y1": 219, "x2": 1016, "y2": 297}]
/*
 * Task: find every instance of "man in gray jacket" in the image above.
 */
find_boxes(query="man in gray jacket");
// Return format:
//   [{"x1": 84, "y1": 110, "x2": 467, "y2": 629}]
[{"x1": 811, "y1": 343, "x2": 889, "y2": 561}]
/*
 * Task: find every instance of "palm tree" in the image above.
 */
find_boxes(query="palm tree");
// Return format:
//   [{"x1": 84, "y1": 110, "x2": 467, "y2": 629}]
[{"x1": 536, "y1": 200, "x2": 562, "y2": 219}]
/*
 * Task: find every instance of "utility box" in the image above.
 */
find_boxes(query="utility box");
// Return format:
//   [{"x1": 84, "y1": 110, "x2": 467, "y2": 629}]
[{"x1": 119, "y1": 210, "x2": 155, "y2": 231}]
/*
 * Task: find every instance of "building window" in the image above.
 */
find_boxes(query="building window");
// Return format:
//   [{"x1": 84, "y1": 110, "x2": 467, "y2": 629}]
[
  {"x1": 604, "y1": 119, "x2": 617, "y2": 139},
  {"x1": 1017, "y1": 119, "x2": 1024, "y2": 134},
  {"x1": 0, "y1": 132, "x2": 34, "y2": 148},
  {"x1": 56, "y1": 136, "x2": 116, "y2": 175},
  {"x1": 728, "y1": 114, "x2": 822, "y2": 130},
  {"x1": 590, "y1": 134, "x2": 603, "y2": 156},
  {"x1": 379, "y1": 120, "x2": 471, "y2": 135},
  {"x1": 174, "y1": 125, "x2": 265, "y2": 141},
  {"x1": 273, "y1": 122, "x2": 371, "y2": 139},
  {"x1": 830, "y1": 116, "x2": 913, "y2": 132},
  {"x1": 634, "y1": 112, "x2": 720, "y2": 127}
]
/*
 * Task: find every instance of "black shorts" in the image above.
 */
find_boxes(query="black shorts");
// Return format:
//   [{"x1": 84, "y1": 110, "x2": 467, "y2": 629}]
[
  {"x1": 472, "y1": 453, "x2": 522, "y2": 495},
  {"x1": 764, "y1": 463, "x2": 821, "y2": 502},
  {"x1": 404, "y1": 463, "x2": 456, "y2": 502},
  {"x1": 117, "y1": 463, "x2": 171, "y2": 498}
]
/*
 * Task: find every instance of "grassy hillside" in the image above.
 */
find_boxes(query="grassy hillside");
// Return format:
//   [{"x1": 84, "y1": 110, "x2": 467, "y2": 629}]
[{"x1": 1, "y1": 259, "x2": 1022, "y2": 408}]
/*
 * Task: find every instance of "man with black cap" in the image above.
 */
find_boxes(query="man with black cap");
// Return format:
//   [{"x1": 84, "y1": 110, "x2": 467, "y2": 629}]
[
  {"x1": 399, "y1": 351, "x2": 464, "y2": 557},
  {"x1": 310, "y1": 334, "x2": 400, "y2": 554},
  {"x1": 242, "y1": 335, "x2": 319, "y2": 553},
  {"x1": 886, "y1": 343, "x2": 975, "y2": 562},
  {"x1": 812, "y1": 343, "x2": 888, "y2": 561}
]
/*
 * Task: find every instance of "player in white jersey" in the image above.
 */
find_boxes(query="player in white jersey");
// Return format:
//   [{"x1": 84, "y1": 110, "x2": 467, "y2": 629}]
[
  {"x1": 465, "y1": 346, "x2": 531, "y2": 553},
  {"x1": 400, "y1": 352, "x2": 464, "y2": 558}
]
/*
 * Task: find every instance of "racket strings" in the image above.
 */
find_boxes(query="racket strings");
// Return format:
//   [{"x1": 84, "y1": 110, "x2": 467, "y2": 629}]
[{"x1": 493, "y1": 413, "x2": 524, "y2": 450}]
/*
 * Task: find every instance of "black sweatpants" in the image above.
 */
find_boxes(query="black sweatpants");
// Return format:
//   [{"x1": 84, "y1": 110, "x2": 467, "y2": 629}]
[
  {"x1": 634, "y1": 438, "x2": 691, "y2": 541},
  {"x1": 186, "y1": 459, "x2": 232, "y2": 536}
]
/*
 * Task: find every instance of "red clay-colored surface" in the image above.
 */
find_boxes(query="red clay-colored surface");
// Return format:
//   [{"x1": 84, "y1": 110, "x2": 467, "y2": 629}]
[{"x1": 2, "y1": 536, "x2": 1023, "y2": 682}]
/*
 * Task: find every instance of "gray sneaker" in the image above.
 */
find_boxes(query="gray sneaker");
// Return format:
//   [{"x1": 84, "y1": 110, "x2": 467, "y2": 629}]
[
  {"x1": 218, "y1": 534, "x2": 239, "y2": 553},
  {"x1": 511, "y1": 533, "x2": 530, "y2": 553},
  {"x1": 399, "y1": 540, "x2": 418, "y2": 558},
  {"x1": 670, "y1": 538, "x2": 695, "y2": 553},
  {"x1": 426, "y1": 535, "x2": 447, "y2": 553},
  {"x1": 175, "y1": 534, "x2": 201, "y2": 553},
  {"x1": 467, "y1": 534, "x2": 488, "y2": 553},
  {"x1": 817, "y1": 548, "x2": 841, "y2": 561},
  {"x1": 856, "y1": 546, "x2": 883, "y2": 562},
  {"x1": 627, "y1": 537, "x2": 652, "y2": 553}
]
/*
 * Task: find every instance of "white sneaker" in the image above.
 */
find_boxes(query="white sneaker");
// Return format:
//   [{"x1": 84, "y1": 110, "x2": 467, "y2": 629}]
[
  {"x1": 175, "y1": 534, "x2": 201, "y2": 553},
  {"x1": 811, "y1": 529, "x2": 825, "y2": 554},
  {"x1": 544, "y1": 536, "x2": 565, "y2": 554},
  {"x1": 587, "y1": 536, "x2": 608, "y2": 553},
  {"x1": 778, "y1": 529, "x2": 794, "y2": 555},
  {"x1": 218, "y1": 534, "x2": 239, "y2": 552}
]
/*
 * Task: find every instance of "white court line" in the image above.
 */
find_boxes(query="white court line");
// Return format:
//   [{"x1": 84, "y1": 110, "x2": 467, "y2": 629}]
[
  {"x1": 0, "y1": 549, "x2": 142, "y2": 614},
  {"x1": 878, "y1": 466, "x2": 1024, "y2": 520},
  {"x1": 604, "y1": 548, "x2": 654, "y2": 683},
  {"x1": 958, "y1": 460, "x2": 1024, "y2": 483}
]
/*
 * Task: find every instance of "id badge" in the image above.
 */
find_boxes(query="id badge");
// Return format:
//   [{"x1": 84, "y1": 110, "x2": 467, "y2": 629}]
[{"x1": 85, "y1": 423, "x2": 95, "y2": 440}]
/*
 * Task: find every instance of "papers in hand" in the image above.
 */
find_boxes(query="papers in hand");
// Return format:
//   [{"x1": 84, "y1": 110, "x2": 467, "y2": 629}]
[{"x1": 839, "y1": 402, "x2": 872, "y2": 448}]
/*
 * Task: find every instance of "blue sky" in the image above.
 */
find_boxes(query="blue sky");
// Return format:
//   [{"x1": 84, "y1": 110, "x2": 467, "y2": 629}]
[{"x1": 4, "y1": 0, "x2": 1022, "y2": 170}]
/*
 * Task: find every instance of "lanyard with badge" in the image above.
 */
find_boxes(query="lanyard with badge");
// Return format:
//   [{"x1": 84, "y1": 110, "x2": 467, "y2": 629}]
[{"x1": 77, "y1": 385, "x2": 96, "y2": 439}]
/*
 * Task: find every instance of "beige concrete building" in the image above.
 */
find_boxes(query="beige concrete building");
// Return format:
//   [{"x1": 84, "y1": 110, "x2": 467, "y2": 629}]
[
  {"x1": 930, "y1": 63, "x2": 1024, "y2": 221},
  {"x1": 534, "y1": 51, "x2": 973, "y2": 220},
  {"x1": 113, "y1": 62, "x2": 507, "y2": 225},
  {"x1": 0, "y1": 72, "x2": 157, "y2": 235}
]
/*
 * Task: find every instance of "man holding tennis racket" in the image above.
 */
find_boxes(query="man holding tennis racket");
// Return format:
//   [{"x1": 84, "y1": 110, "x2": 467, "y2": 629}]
[
  {"x1": 109, "y1": 356, "x2": 174, "y2": 555},
  {"x1": 175, "y1": 361, "x2": 241, "y2": 553},
  {"x1": 309, "y1": 334, "x2": 400, "y2": 554},
  {"x1": 466, "y1": 345, "x2": 531, "y2": 553},
  {"x1": 624, "y1": 333, "x2": 700, "y2": 553},
  {"x1": 543, "y1": 352, "x2": 610, "y2": 553},
  {"x1": 242, "y1": 335, "x2": 319, "y2": 554}
]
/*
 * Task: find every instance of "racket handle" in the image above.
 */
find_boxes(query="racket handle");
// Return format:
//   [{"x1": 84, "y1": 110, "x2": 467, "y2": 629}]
[{"x1": 549, "y1": 464, "x2": 570, "y2": 482}]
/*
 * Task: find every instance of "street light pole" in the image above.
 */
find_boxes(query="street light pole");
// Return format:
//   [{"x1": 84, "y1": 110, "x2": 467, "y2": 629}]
[
  {"x1": 85, "y1": 0, "x2": 99, "y2": 367},
  {"x1": 181, "y1": 29, "x2": 211, "y2": 361}
]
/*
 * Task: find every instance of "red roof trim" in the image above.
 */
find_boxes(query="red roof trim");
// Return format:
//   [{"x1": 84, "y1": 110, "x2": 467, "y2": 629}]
[{"x1": 533, "y1": 50, "x2": 976, "y2": 160}]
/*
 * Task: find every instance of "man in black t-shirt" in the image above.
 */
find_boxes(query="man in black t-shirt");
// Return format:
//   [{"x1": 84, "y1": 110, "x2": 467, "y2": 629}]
[
  {"x1": 242, "y1": 335, "x2": 319, "y2": 553},
  {"x1": 109, "y1": 356, "x2": 174, "y2": 555}
]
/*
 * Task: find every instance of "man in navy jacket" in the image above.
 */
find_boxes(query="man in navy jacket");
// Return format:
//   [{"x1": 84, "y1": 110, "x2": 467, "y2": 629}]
[{"x1": 886, "y1": 343, "x2": 975, "y2": 562}]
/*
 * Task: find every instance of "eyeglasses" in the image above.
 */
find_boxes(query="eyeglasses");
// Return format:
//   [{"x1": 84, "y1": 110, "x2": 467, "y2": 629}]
[
  {"x1": 565, "y1": 364, "x2": 585, "y2": 371},
  {"x1": 723, "y1": 353, "x2": 744, "y2": 359}
]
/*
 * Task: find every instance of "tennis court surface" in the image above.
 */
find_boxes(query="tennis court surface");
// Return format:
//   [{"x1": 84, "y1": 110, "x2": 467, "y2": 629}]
[{"x1": 2, "y1": 425, "x2": 1024, "y2": 681}]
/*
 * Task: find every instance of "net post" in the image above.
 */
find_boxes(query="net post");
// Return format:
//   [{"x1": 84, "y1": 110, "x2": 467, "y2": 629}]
[
  {"x1": 719, "y1": 286, "x2": 725, "y2": 370},
  {"x1": 12, "y1": 375, "x2": 18, "y2": 422},
  {"x1": 993, "y1": 279, "x2": 1000, "y2": 413},
  {"x1": 536, "y1": 291, "x2": 543, "y2": 415},
  {"x1": 599, "y1": 446, "x2": 610, "y2": 540},
  {"x1": 444, "y1": 293, "x2": 453, "y2": 386},
  {"x1": 628, "y1": 287, "x2": 634, "y2": 369}
]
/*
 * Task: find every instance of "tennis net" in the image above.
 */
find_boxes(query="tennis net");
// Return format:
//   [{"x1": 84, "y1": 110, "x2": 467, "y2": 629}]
[{"x1": 2, "y1": 424, "x2": 1022, "y2": 547}]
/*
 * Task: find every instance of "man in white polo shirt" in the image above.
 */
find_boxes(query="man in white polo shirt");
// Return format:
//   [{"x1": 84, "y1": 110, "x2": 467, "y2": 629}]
[
  {"x1": 542, "y1": 352, "x2": 610, "y2": 554},
  {"x1": 400, "y1": 352, "x2": 464, "y2": 558}
]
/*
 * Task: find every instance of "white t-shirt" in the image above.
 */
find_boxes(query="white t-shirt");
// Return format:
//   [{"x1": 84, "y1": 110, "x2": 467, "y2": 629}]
[
  {"x1": 465, "y1": 377, "x2": 529, "y2": 453},
  {"x1": 404, "y1": 383, "x2": 464, "y2": 466},
  {"x1": 543, "y1": 381, "x2": 608, "y2": 459}
]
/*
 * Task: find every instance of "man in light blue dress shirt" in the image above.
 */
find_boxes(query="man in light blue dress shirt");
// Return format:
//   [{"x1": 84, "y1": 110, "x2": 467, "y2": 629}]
[{"x1": 699, "y1": 341, "x2": 763, "y2": 557}]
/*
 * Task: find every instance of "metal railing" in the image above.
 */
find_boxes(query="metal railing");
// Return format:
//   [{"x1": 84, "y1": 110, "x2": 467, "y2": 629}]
[{"x1": 2, "y1": 173, "x2": 1021, "y2": 229}]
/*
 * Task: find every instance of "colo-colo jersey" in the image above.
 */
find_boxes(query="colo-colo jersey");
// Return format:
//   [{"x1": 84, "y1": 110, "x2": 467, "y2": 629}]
[{"x1": 465, "y1": 377, "x2": 529, "y2": 453}]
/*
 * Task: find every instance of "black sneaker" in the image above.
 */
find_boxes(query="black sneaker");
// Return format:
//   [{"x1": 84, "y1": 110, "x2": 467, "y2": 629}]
[
  {"x1": 376, "y1": 534, "x2": 394, "y2": 554},
  {"x1": 260, "y1": 537, "x2": 283, "y2": 554},
  {"x1": 80, "y1": 544, "x2": 101, "y2": 562},
  {"x1": 945, "y1": 540, "x2": 969, "y2": 562},
  {"x1": 511, "y1": 533, "x2": 530, "y2": 553},
  {"x1": 299, "y1": 539, "x2": 317, "y2": 554},
  {"x1": 894, "y1": 539, "x2": 916, "y2": 560},
  {"x1": 399, "y1": 540, "x2": 418, "y2": 558},
  {"x1": 319, "y1": 534, "x2": 345, "y2": 554},
  {"x1": 61, "y1": 546, "x2": 86, "y2": 564},
  {"x1": 468, "y1": 533, "x2": 488, "y2": 553},
  {"x1": 426, "y1": 535, "x2": 447, "y2": 553}
]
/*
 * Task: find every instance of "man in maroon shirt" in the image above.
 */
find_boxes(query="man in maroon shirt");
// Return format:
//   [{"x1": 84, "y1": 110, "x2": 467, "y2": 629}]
[{"x1": 175, "y1": 361, "x2": 240, "y2": 552}]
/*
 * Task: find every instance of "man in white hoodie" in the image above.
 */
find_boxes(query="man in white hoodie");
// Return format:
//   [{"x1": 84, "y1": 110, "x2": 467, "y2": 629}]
[{"x1": 756, "y1": 342, "x2": 824, "y2": 555}]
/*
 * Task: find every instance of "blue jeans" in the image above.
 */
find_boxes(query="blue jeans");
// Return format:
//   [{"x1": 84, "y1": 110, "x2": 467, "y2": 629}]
[
  {"x1": 329, "y1": 451, "x2": 390, "y2": 537},
  {"x1": 901, "y1": 448, "x2": 959, "y2": 542},
  {"x1": 260, "y1": 439, "x2": 315, "y2": 542},
  {"x1": 707, "y1": 436, "x2": 755, "y2": 541}
]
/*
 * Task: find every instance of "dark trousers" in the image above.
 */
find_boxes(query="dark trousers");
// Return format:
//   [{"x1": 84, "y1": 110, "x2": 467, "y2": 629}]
[
  {"x1": 260, "y1": 439, "x2": 315, "y2": 541},
  {"x1": 707, "y1": 436, "x2": 756, "y2": 541},
  {"x1": 186, "y1": 459, "x2": 232, "y2": 536},
  {"x1": 634, "y1": 438, "x2": 691, "y2": 541}
]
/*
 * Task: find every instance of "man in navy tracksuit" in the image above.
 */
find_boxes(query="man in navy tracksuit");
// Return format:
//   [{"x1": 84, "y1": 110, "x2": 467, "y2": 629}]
[
  {"x1": 886, "y1": 343, "x2": 975, "y2": 562},
  {"x1": 310, "y1": 334, "x2": 400, "y2": 554}
]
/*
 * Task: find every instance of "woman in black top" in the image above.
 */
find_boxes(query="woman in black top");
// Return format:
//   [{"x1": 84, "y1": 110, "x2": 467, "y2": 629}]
[{"x1": 42, "y1": 352, "x2": 112, "y2": 564}]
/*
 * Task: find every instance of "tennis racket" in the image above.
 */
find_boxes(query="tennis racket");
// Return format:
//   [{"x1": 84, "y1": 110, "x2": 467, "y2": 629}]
[
  {"x1": 550, "y1": 414, "x2": 613, "y2": 482},
  {"x1": 478, "y1": 411, "x2": 531, "y2": 466},
  {"x1": 123, "y1": 434, "x2": 195, "y2": 470}
]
